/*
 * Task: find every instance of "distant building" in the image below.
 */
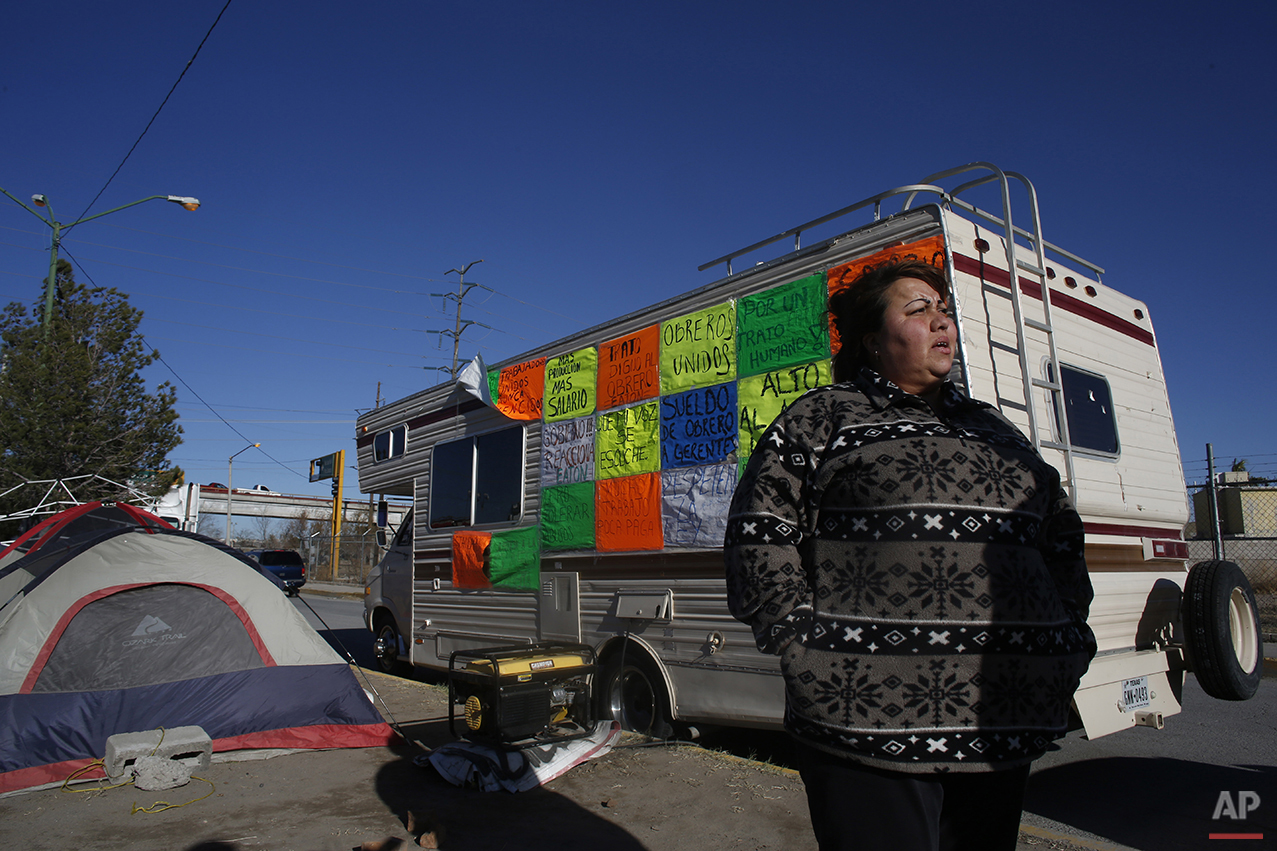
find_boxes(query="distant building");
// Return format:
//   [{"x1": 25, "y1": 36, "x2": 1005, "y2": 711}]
[{"x1": 1192, "y1": 472, "x2": 1277, "y2": 537}]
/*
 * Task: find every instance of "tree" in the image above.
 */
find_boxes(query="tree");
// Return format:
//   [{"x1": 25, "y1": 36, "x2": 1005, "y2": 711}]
[
  {"x1": 0, "y1": 262, "x2": 182, "y2": 526},
  {"x1": 281, "y1": 511, "x2": 319, "y2": 550}
]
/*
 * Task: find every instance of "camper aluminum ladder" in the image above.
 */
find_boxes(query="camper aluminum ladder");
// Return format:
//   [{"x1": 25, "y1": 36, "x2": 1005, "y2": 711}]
[{"x1": 909, "y1": 163, "x2": 1077, "y2": 501}]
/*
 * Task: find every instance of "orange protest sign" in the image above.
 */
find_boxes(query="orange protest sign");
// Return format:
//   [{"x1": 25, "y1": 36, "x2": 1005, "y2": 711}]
[
  {"x1": 451, "y1": 531, "x2": 492, "y2": 589},
  {"x1": 595, "y1": 472, "x2": 663, "y2": 552},
  {"x1": 495, "y1": 358, "x2": 547, "y2": 421},
  {"x1": 826, "y1": 236, "x2": 947, "y2": 357},
  {"x1": 597, "y1": 325, "x2": 660, "y2": 410}
]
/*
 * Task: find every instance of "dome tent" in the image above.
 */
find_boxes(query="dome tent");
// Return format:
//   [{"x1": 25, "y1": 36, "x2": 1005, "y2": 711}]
[{"x1": 0, "y1": 504, "x2": 394, "y2": 794}]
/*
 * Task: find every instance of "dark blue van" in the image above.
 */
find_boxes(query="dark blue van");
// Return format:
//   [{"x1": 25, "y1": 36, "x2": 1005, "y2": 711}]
[{"x1": 247, "y1": 549, "x2": 307, "y2": 596}]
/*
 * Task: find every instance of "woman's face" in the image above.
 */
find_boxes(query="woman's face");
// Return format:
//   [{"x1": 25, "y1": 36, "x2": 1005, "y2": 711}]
[{"x1": 864, "y1": 277, "x2": 954, "y2": 397}]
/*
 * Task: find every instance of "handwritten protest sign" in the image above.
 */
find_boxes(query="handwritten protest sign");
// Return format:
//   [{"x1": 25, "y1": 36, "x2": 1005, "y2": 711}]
[
  {"x1": 736, "y1": 274, "x2": 829, "y2": 378},
  {"x1": 660, "y1": 302, "x2": 736, "y2": 395},
  {"x1": 495, "y1": 358, "x2": 546, "y2": 421},
  {"x1": 596, "y1": 401, "x2": 660, "y2": 480},
  {"x1": 541, "y1": 481, "x2": 594, "y2": 551},
  {"x1": 596, "y1": 472, "x2": 663, "y2": 552},
  {"x1": 661, "y1": 462, "x2": 736, "y2": 548},
  {"x1": 826, "y1": 236, "x2": 946, "y2": 356},
  {"x1": 737, "y1": 360, "x2": 832, "y2": 462},
  {"x1": 541, "y1": 416, "x2": 595, "y2": 488},
  {"x1": 544, "y1": 347, "x2": 597, "y2": 422},
  {"x1": 488, "y1": 525, "x2": 540, "y2": 590},
  {"x1": 597, "y1": 325, "x2": 659, "y2": 410},
  {"x1": 659, "y1": 382, "x2": 737, "y2": 469}
]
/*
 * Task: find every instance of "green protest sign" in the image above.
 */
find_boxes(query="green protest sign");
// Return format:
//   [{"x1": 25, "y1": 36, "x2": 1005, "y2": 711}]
[
  {"x1": 488, "y1": 525, "x2": 541, "y2": 590},
  {"x1": 541, "y1": 481, "x2": 595, "y2": 551},
  {"x1": 736, "y1": 274, "x2": 829, "y2": 378}
]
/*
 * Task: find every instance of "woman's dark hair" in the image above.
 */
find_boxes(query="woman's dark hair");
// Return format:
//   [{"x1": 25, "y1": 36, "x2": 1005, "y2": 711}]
[{"x1": 828, "y1": 259, "x2": 950, "y2": 382}]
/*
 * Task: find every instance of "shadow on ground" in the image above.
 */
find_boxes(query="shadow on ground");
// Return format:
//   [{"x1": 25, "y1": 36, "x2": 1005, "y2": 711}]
[{"x1": 1025, "y1": 757, "x2": 1276, "y2": 850}]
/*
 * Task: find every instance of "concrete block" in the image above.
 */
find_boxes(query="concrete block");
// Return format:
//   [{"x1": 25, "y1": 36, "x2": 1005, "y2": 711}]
[
  {"x1": 132, "y1": 754, "x2": 192, "y2": 791},
  {"x1": 104, "y1": 725, "x2": 211, "y2": 781}
]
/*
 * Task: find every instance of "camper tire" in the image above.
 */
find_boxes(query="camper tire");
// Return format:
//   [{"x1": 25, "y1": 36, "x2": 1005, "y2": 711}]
[
  {"x1": 373, "y1": 615, "x2": 408, "y2": 676},
  {"x1": 599, "y1": 648, "x2": 674, "y2": 739},
  {"x1": 1182, "y1": 560, "x2": 1263, "y2": 701}
]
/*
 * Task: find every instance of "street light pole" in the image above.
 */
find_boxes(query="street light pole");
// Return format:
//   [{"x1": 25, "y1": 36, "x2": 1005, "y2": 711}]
[
  {"x1": 0, "y1": 187, "x2": 200, "y2": 338},
  {"x1": 227, "y1": 443, "x2": 260, "y2": 546}
]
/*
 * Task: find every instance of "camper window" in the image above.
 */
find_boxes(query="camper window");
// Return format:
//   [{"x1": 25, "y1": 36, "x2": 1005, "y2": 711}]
[
  {"x1": 429, "y1": 426, "x2": 525, "y2": 529},
  {"x1": 1048, "y1": 363, "x2": 1120, "y2": 455},
  {"x1": 373, "y1": 425, "x2": 407, "y2": 462}
]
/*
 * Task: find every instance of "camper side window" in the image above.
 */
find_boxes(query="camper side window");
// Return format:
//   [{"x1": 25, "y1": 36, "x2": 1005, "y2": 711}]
[
  {"x1": 429, "y1": 426, "x2": 525, "y2": 529},
  {"x1": 1048, "y1": 363, "x2": 1119, "y2": 456},
  {"x1": 373, "y1": 425, "x2": 407, "y2": 463}
]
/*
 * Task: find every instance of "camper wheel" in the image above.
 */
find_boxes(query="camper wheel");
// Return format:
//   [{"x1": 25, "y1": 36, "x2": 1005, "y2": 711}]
[
  {"x1": 373, "y1": 615, "x2": 407, "y2": 676},
  {"x1": 1182, "y1": 560, "x2": 1263, "y2": 701},
  {"x1": 599, "y1": 645, "x2": 674, "y2": 738}
]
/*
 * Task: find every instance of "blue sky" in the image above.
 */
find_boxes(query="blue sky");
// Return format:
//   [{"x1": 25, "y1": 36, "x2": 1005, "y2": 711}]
[{"x1": 2, "y1": 0, "x2": 1275, "y2": 501}]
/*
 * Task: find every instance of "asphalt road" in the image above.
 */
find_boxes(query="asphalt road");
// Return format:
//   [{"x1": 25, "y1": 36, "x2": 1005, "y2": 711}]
[
  {"x1": 294, "y1": 592, "x2": 1275, "y2": 851},
  {"x1": 293, "y1": 591, "x2": 376, "y2": 668}
]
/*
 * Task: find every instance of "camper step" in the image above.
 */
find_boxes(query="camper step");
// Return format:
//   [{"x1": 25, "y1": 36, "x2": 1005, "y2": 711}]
[{"x1": 104, "y1": 725, "x2": 212, "y2": 780}]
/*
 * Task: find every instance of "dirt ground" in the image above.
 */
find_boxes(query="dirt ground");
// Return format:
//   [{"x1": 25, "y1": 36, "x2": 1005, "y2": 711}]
[{"x1": 0, "y1": 668, "x2": 1111, "y2": 851}]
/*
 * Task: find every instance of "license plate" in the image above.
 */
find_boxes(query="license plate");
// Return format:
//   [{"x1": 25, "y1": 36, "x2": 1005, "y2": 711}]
[{"x1": 1122, "y1": 676, "x2": 1150, "y2": 711}]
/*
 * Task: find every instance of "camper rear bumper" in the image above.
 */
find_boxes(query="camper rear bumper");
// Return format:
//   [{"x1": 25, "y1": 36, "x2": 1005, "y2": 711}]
[{"x1": 1072, "y1": 647, "x2": 1184, "y2": 739}]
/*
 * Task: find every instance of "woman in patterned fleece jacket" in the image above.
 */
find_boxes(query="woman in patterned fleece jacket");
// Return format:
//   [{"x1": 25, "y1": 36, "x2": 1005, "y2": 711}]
[{"x1": 725, "y1": 260, "x2": 1095, "y2": 851}]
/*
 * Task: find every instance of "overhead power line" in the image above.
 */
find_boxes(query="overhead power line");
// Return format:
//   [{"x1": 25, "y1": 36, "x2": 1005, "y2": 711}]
[{"x1": 69, "y1": 0, "x2": 236, "y2": 228}]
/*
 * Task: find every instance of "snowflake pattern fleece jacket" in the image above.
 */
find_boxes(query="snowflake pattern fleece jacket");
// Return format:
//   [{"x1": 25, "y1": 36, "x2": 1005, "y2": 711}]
[{"x1": 724, "y1": 368, "x2": 1096, "y2": 773}]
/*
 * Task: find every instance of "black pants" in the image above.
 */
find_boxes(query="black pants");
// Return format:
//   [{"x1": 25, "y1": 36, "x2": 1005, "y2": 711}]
[{"x1": 797, "y1": 742, "x2": 1031, "y2": 851}]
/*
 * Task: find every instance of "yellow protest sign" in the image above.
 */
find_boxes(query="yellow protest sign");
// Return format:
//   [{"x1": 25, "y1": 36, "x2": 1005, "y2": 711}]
[
  {"x1": 544, "y1": 347, "x2": 597, "y2": 422},
  {"x1": 596, "y1": 400, "x2": 660, "y2": 480},
  {"x1": 660, "y1": 302, "x2": 735, "y2": 395},
  {"x1": 737, "y1": 360, "x2": 831, "y2": 461}
]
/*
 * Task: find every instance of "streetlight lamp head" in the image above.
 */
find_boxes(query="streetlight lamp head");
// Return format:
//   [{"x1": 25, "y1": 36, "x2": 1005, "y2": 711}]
[
  {"x1": 167, "y1": 195, "x2": 200, "y2": 211},
  {"x1": 31, "y1": 194, "x2": 47, "y2": 207}
]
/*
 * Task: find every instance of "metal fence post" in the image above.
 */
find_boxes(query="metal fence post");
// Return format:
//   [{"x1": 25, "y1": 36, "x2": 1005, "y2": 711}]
[{"x1": 1206, "y1": 443, "x2": 1223, "y2": 561}]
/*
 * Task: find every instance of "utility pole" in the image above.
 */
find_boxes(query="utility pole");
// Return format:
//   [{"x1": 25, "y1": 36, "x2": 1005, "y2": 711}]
[{"x1": 429, "y1": 260, "x2": 492, "y2": 380}]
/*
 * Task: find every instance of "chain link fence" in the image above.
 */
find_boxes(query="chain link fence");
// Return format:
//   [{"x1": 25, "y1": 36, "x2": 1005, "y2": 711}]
[
  {"x1": 231, "y1": 529, "x2": 382, "y2": 586},
  {"x1": 1188, "y1": 481, "x2": 1277, "y2": 635},
  {"x1": 298, "y1": 530, "x2": 381, "y2": 585}
]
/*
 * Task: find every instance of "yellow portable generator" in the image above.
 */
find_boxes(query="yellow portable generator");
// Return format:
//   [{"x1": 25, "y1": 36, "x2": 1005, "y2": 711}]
[{"x1": 447, "y1": 643, "x2": 596, "y2": 747}]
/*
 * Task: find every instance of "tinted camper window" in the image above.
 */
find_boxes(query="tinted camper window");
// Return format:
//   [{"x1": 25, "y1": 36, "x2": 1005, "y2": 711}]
[
  {"x1": 373, "y1": 425, "x2": 407, "y2": 462},
  {"x1": 1048, "y1": 363, "x2": 1119, "y2": 455},
  {"x1": 429, "y1": 427, "x2": 525, "y2": 528}
]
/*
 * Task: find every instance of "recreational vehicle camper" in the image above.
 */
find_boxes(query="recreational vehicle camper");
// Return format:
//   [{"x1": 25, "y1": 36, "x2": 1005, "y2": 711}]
[{"x1": 358, "y1": 163, "x2": 1262, "y2": 742}]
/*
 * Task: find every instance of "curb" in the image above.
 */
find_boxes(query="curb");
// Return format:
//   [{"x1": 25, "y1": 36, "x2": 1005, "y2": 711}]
[
  {"x1": 1018, "y1": 824, "x2": 1133, "y2": 851},
  {"x1": 300, "y1": 583, "x2": 364, "y2": 601}
]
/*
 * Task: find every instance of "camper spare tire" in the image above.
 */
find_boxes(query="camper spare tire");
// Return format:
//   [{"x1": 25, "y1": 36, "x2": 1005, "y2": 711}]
[
  {"x1": 1182, "y1": 560, "x2": 1264, "y2": 701},
  {"x1": 599, "y1": 649, "x2": 674, "y2": 738}
]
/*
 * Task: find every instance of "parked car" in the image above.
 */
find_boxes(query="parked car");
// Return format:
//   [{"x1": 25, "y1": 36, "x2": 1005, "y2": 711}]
[{"x1": 246, "y1": 549, "x2": 306, "y2": 596}]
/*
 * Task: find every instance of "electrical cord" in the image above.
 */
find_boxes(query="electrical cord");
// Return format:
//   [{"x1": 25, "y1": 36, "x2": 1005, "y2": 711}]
[{"x1": 60, "y1": 726, "x2": 217, "y2": 814}]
